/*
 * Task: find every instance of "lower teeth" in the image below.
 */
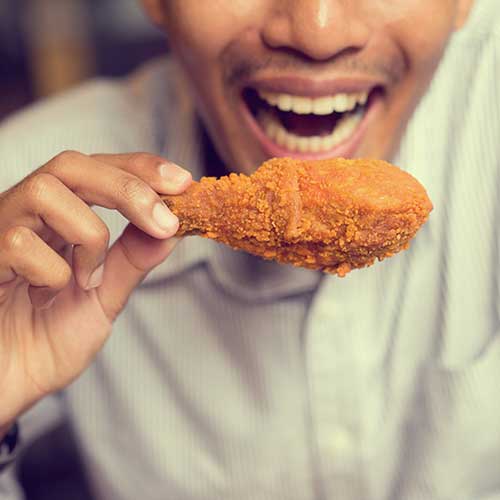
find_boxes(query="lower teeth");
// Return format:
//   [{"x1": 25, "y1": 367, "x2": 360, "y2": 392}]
[{"x1": 259, "y1": 109, "x2": 364, "y2": 153}]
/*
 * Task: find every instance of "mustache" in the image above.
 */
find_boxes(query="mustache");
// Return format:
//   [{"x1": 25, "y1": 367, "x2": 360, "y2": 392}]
[{"x1": 223, "y1": 46, "x2": 405, "y2": 88}]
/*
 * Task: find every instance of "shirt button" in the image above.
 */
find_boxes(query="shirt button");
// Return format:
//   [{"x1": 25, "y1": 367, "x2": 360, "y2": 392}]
[{"x1": 328, "y1": 426, "x2": 355, "y2": 457}]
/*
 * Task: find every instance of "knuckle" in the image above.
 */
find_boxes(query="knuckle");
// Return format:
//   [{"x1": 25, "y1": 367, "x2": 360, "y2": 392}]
[
  {"x1": 117, "y1": 176, "x2": 152, "y2": 207},
  {"x1": 23, "y1": 172, "x2": 56, "y2": 201},
  {"x1": 82, "y1": 221, "x2": 110, "y2": 249},
  {"x1": 54, "y1": 149, "x2": 84, "y2": 166},
  {"x1": 127, "y1": 152, "x2": 157, "y2": 170},
  {"x1": 2, "y1": 225, "x2": 34, "y2": 252},
  {"x1": 46, "y1": 150, "x2": 84, "y2": 175}
]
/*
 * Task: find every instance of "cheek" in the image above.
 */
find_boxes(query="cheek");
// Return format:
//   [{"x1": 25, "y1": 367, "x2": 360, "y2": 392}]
[
  {"x1": 359, "y1": 1, "x2": 457, "y2": 159},
  {"x1": 381, "y1": 1, "x2": 456, "y2": 72},
  {"x1": 165, "y1": 1, "x2": 263, "y2": 62}
]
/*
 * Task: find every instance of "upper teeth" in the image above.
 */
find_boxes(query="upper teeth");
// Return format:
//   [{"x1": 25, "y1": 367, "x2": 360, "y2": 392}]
[
  {"x1": 260, "y1": 109, "x2": 364, "y2": 153},
  {"x1": 257, "y1": 90, "x2": 368, "y2": 115}
]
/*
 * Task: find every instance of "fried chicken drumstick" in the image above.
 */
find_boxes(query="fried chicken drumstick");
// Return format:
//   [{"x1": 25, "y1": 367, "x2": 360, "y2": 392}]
[{"x1": 162, "y1": 158, "x2": 432, "y2": 276}]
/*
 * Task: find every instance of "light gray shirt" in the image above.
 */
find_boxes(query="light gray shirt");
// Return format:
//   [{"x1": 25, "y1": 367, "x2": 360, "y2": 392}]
[{"x1": 0, "y1": 1, "x2": 499, "y2": 498}]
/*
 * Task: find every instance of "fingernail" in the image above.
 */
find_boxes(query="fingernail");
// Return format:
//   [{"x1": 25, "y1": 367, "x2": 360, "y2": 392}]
[
  {"x1": 159, "y1": 163, "x2": 191, "y2": 186},
  {"x1": 153, "y1": 202, "x2": 178, "y2": 232},
  {"x1": 86, "y1": 263, "x2": 104, "y2": 290}
]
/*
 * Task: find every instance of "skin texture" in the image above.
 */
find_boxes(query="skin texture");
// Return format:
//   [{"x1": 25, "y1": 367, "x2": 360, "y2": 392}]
[
  {"x1": 141, "y1": 0, "x2": 474, "y2": 174},
  {"x1": 163, "y1": 158, "x2": 433, "y2": 276},
  {"x1": 0, "y1": 153, "x2": 190, "y2": 427}
]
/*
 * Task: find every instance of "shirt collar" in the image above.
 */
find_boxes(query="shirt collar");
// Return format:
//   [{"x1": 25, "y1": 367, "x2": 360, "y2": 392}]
[{"x1": 138, "y1": 59, "x2": 321, "y2": 301}]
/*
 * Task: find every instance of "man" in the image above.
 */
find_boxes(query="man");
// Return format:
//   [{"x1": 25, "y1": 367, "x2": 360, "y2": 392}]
[{"x1": 1, "y1": 0, "x2": 499, "y2": 499}]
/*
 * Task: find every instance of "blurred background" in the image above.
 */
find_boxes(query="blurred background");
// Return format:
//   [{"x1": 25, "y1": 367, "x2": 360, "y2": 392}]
[
  {"x1": 0, "y1": 0, "x2": 167, "y2": 121},
  {"x1": 1, "y1": 1, "x2": 167, "y2": 499}
]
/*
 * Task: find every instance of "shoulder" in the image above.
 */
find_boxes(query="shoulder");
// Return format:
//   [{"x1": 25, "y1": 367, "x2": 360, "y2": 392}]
[{"x1": 0, "y1": 58, "x2": 169, "y2": 191}]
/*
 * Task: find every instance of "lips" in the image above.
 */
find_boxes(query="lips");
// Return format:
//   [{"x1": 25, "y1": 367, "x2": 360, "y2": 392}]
[{"x1": 240, "y1": 78, "x2": 384, "y2": 159}]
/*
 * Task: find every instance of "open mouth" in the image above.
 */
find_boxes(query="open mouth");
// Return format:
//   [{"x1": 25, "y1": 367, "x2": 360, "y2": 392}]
[{"x1": 242, "y1": 85, "x2": 383, "y2": 158}]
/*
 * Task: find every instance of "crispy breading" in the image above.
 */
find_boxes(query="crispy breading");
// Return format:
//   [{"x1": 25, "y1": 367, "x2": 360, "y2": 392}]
[{"x1": 162, "y1": 157, "x2": 433, "y2": 276}]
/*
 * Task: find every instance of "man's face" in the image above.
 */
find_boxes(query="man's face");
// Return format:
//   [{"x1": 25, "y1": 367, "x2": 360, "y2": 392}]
[{"x1": 143, "y1": 0, "x2": 472, "y2": 173}]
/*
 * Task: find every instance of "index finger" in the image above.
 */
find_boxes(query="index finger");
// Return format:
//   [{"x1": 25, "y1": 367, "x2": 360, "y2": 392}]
[{"x1": 92, "y1": 153, "x2": 192, "y2": 195}]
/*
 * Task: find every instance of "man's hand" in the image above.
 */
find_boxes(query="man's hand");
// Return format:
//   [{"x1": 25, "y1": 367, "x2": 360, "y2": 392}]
[{"x1": 0, "y1": 151, "x2": 191, "y2": 427}]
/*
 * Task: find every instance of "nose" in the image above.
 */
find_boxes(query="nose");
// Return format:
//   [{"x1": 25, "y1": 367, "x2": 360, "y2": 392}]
[{"x1": 261, "y1": 0, "x2": 370, "y2": 61}]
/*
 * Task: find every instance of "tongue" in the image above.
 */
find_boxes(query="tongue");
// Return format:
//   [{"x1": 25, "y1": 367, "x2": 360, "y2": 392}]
[{"x1": 278, "y1": 109, "x2": 341, "y2": 137}]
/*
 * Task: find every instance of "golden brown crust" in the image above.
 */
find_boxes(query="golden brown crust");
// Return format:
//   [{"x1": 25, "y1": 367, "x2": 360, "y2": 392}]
[{"x1": 162, "y1": 157, "x2": 433, "y2": 276}]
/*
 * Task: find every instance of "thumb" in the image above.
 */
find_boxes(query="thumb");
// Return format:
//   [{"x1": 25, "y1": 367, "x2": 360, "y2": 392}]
[{"x1": 96, "y1": 223, "x2": 179, "y2": 322}]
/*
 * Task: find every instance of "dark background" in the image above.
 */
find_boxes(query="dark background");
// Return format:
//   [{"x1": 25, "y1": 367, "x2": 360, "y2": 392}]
[
  {"x1": 0, "y1": 0, "x2": 167, "y2": 120},
  {"x1": 1, "y1": 1, "x2": 167, "y2": 498}
]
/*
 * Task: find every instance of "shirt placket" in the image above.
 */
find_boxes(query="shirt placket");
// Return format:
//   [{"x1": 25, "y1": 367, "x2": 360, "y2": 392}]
[{"x1": 305, "y1": 275, "x2": 370, "y2": 500}]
